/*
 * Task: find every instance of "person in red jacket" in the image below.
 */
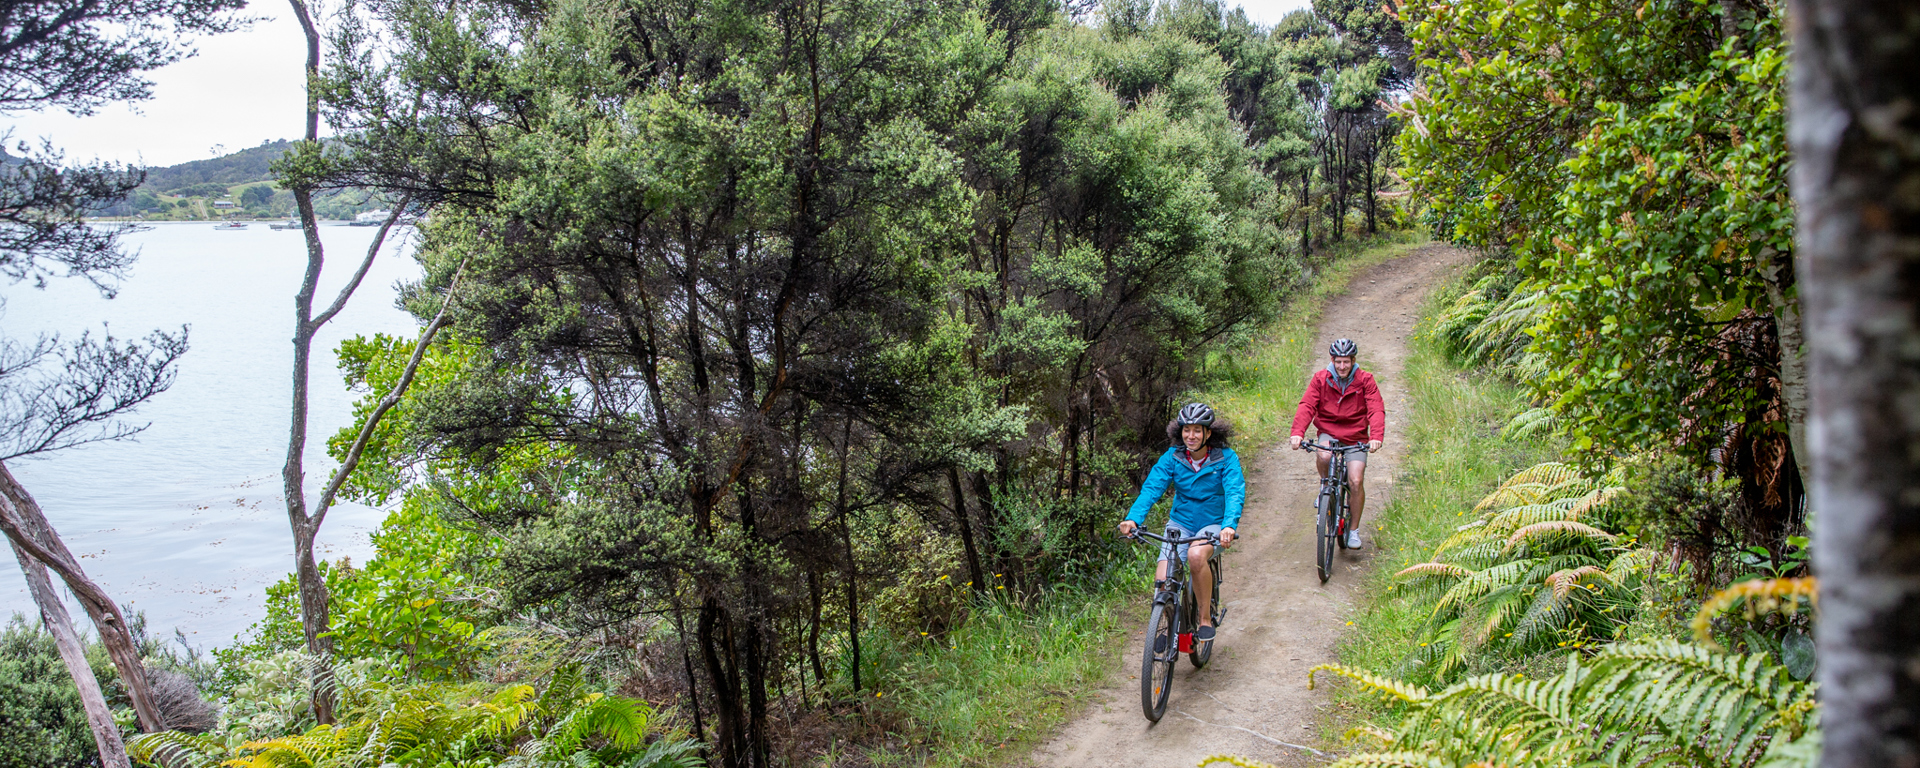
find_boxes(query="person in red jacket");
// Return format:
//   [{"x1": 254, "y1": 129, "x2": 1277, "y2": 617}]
[{"x1": 1288, "y1": 338, "x2": 1385, "y2": 549}]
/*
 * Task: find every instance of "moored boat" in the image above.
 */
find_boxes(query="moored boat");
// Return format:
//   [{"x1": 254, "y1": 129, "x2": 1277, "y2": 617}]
[
  {"x1": 213, "y1": 222, "x2": 248, "y2": 230},
  {"x1": 268, "y1": 222, "x2": 299, "y2": 230}
]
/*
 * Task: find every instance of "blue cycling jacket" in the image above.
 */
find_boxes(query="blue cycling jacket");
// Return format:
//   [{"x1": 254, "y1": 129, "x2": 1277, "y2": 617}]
[{"x1": 1124, "y1": 446, "x2": 1246, "y2": 533}]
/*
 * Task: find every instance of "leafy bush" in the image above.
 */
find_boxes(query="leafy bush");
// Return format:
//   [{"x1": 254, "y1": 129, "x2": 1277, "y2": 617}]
[{"x1": 0, "y1": 616, "x2": 102, "y2": 768}]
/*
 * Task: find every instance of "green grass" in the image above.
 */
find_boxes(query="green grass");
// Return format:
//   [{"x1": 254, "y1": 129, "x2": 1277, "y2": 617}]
[
  {"x1": 1319, "y1": 279, "x2": 1564, "y2": 742},
  {"x1": 856, "y1": 233, "x2": 1435, "y2": 767},
  {"x1": 864, "y1": 559, "x2": 1149, "y2": 767}
]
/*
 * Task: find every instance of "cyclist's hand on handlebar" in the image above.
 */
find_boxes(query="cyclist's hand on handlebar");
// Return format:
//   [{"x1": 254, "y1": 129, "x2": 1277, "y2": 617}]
[
  {"x1": 1219, "y1": 527, "x2": 1236, "y2": 547},
  {"x1": 1368, "y1": 440, "x2": 1383, "y2": 453},
  {"x1": 1118, "y1": 520, "x2": 1138, "y2": 538},
  {"x1": 1289, "y1": 435, "x2": 1303, "y2": 451}
]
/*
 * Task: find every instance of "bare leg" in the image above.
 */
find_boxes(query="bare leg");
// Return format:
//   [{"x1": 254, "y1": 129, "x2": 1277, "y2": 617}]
[
  {"x1": 1315, "y1": 450, "x2": 1330, "y2": 478},
  {"x1": 1189, "y1": 544, "x2": 1215, "y2": 628},
  {"x1": 1348, "y1": 460, "x2": 1368, "y2": 531}
]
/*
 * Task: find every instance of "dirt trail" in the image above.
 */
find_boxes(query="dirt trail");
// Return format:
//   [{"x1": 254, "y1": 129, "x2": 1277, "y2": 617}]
[{"x1": 1024, "y1": 245, "x2": 1472, "y2": 768}]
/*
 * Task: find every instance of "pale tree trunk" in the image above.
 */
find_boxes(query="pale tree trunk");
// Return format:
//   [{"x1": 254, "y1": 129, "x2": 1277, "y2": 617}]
[
  {"x1": 1757, "y1": 246, "x2": 1813, "y2": 496},
  {"x1": 11, "y1": 540, "x2": 130, "y2": 768},
  {"x1": 1786, "y1": 0, "x2": 1920, "y2": 765},
  {"x1": 0, "y1": 462, "x2": 165, "y2": 732}
]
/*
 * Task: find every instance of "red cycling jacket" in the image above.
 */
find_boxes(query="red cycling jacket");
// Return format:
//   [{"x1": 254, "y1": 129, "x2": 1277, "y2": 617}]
[{"x1": 1290, "y1": 368, "x2": 1385, "y2": 444}]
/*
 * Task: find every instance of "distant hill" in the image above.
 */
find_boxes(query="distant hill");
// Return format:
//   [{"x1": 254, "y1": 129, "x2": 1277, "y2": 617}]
[{"x1": 140, "y1": 140, "x2": 292, "y2": 192}]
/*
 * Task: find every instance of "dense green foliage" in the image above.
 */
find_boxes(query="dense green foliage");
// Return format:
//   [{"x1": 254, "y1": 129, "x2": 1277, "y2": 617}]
[
  {"x1": 1397, "y1": 0, "x2": 1804, "y2": 530},
  {"x1": 0, "y1": 617, "x2": 101, "y2": 768}
]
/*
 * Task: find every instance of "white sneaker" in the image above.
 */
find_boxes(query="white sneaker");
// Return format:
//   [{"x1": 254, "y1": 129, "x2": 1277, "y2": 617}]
[{"x1": 1345, "y1": 530, "x2": 1363, "y2": 549}]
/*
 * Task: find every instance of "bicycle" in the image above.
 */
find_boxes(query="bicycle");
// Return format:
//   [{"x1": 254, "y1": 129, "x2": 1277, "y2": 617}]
[
  {"x1": 1301, "y1": 441, "x2": 1369, "y2": 583},
  {"x1": 1126, "y1": 527, "x2": 1226, "y2": 722}
]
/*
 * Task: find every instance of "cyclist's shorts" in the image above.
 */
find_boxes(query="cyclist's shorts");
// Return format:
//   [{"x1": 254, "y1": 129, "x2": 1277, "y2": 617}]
[
  {"x1": 1317, "y1": 434, "x2": 1368, "y2": 465},
  {"x1": 1158, "y1": 524, "x2": 1223, "y2": 563}
]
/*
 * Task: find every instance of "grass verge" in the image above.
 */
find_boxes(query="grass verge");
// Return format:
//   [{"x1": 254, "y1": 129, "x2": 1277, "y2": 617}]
[
  {"x1": 1320, "y1": 273, "x2": 1563, "y2": 741},
  {"x1": 860, "y1": 233, "x2": 1434, "y2": 767}
]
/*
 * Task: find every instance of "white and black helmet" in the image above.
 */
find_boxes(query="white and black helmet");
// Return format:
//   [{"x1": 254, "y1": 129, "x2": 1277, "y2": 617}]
[
  {"x1": 1329, "y1": 338, "x2": 1358, "y2": 357},
  {"x1": 1176, "y1": 402, "x2": 1216, "y2": 427}
]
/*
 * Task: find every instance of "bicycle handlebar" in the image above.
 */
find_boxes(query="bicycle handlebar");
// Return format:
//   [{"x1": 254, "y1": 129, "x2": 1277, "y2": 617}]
[
  {"x1": 1126, "y1": 528, "x2": 1220, "y2": 546},
  {"x1": 1298, "y1": 441, "x2": 1369, "y2": 454}
]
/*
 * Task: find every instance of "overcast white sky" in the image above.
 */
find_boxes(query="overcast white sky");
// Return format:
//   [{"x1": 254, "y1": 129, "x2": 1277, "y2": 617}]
[{"x1": 5, "y1": 0, "x2": 1313, "y2": 168}]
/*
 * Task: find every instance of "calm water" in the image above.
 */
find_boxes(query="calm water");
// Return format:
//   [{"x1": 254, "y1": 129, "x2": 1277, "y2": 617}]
[{"x1": 2, "y1": 221, "x2": 423, "y2": 646}]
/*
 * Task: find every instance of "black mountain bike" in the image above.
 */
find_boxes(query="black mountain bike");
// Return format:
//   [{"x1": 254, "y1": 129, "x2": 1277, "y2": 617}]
[
  {"x1": 1302, "y1": 441, "x2": 1368, "y2": 583},
  {"x1": 1127, "y1": 527, "x2": 1225, "y2": 722}
]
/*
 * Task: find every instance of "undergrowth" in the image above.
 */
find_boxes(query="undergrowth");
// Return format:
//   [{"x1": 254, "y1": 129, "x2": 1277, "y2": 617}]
[{"x1": 1326, "y1": 277, "x2": 1563, "y2": 740}]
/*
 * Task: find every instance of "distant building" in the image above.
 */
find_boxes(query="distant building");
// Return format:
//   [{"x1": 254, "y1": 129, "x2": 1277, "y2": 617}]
[{"x1": 212, "y1": 200, "x2": 236, "y2": 208}]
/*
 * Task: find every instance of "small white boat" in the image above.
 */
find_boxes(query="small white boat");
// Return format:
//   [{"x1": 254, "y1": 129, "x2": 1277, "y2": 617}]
[
  {"x1": 213, "y1": 222, "x2": 248, "y2": 231},
  {"x1": 269, "y1": 222, "x2": 300, "y2": 230}
]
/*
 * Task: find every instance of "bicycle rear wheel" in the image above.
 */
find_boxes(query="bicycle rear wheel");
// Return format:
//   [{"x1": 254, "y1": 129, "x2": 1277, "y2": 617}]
[
  {"x1": 1335, "y1": 481, "x2": 1353, "y2": 550},
  {"x1": 1315, "y1": 488, "x2": 1336, "y2": 583},
  {"x1": 1141, "y1": 601, "x2": 1175, "y2": 721}
]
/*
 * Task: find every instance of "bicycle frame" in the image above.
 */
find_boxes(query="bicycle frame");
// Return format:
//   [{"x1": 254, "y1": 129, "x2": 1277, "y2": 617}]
[
  {"x1": 1129, "y1": 527, "x2": 1222, "y2": 721},
  {"x1": 1302, "y1": 441, "x2": 1367, "y2": 582}
]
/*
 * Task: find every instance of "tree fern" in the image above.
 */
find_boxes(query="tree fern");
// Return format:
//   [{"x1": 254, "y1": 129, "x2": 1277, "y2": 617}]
[
  {"x1": 1393, "y1": 463, "x2": 1644, "y2": 683},
  {"x1": 1310, "y1": 642, "x2": 1818, "y2": 768}
]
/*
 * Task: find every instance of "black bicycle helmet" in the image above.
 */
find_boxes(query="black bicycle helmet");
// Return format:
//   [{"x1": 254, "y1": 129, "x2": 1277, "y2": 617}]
[
  {"x1": 1176, "y1": 402, "x2": 1216, "y2": 427},
  {"x1": 1329, "y1": 338, "x2": 1358, "y2": 357}
]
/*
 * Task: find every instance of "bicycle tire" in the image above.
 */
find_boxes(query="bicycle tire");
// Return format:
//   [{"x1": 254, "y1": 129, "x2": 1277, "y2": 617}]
[
  {"x1": 1141, "y1": 600, "x2": 1175, "y2": 721},
  {"x1": 1188, "y1": 556, "x2": 1220, "y2": 669},
  {"x1": 1315, "y1": 487, "x2": 1336, "y2": 583},
  {"x1": 1335, "y1": 480, "x2": 1353, "y2": 550}
]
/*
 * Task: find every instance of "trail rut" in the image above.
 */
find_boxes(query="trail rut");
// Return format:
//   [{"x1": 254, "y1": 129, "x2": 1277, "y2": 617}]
[{"x1": 1023, "y1": 244, "x2": 1472, "y2": 768}]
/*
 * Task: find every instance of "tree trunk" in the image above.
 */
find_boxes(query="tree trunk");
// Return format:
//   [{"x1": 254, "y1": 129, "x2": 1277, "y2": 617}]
[
  {"x1": 10, "y1": 540, "x2": 129, "y2": 768},
  {"x1": 948, "y1": 467, "x2": 987, "y2": 593},
  {"x1": 1786, "y1": 1, "x2": 1920, "y2": 764},
  {"x1": 1757, "y1": 246, "x2": 1813, "y2": 497},
  {"x1": 0, "y1": 462, "x2": 165, "y2": 732}
]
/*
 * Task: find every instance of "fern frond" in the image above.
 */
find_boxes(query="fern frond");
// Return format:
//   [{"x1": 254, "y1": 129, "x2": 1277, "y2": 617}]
[
  {"x1": 1345, "y1": 725, "x2": 1398, "y2": 746},
  {"x1": 1545, "y1": 565, "x2": 1610, "y2": 600},
  {"x1": 127, "y1": 731, "x2": 230, "y2": 768},
  {"x1": 1495, "y1": 462, "x2": 1580, "y2": 491},
  {"x1": 1503, "y1": 407, "x2": 1556, "y2": 439},
  {"x1": 1398, "y1": 562, "x2": 1471, "y2": 580},
  {"x1": 1324, "y1": 753, "x2": 1457, "y2": 768},
  {"x1": 1199, "y1": 755, "x2": 1282, "y2": 768},
  {"x1": 1505, "y1": 521, "x2": 1617, "y2": 552},
  {"x1": 1308, "y1": 664, "x2": 1432, "y2": 702}
]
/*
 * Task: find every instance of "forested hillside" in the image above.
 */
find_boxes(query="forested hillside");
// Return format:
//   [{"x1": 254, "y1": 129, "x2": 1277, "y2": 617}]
[{"x1": 86, "y1": 140, "x2": 394, "y2": 220}]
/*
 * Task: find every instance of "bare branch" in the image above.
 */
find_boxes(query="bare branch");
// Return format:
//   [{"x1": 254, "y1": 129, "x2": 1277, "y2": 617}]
[
  {"x1": 310, "y1": 195, "x2": 413, "y2": 330},
  {"x1": 312, "y1": 257, "x2": 462, "y2": 533},
  {"x1": 0, "y1": 326, "x2": 189, "y2": 461}
]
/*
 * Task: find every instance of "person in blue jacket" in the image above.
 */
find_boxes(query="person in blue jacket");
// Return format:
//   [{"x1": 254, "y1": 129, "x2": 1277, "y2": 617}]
[{"x1": 1117, "y1": 402, "x2": 1245, "y2": 643}]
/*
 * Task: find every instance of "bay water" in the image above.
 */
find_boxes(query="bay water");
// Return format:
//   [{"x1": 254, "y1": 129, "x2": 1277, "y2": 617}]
[{"x1": 2, "y1": 221, "x2": 423, "y2": 647}]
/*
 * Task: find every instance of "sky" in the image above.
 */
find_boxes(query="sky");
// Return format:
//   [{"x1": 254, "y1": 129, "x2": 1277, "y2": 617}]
[{"x1": 5, "y1": 0, "x2": 1314, "y2": 169}]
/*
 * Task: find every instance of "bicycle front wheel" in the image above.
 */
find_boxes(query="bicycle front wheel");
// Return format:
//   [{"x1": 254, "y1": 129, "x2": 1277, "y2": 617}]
[
  {"x1": 1315, "y1": 488, "x2": 1336, "y2": 583},
  {"x1": 1141, "y1": 600, "x2": 1175, "y2": 722}
]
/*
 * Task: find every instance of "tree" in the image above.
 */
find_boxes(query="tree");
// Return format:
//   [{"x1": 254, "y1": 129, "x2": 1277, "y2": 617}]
[
  {"x1": 1786, "y1": 0, "x2": 1920, "y2": 763},
  {"x1": 0, "y1": 0, "x2": 241, "y2": 760},
  {"x1": 265, "y1": 0, "x2": 468, "y2": 725},
  {"x1": 1397, "y1": 0, "x2": 1804, "y2": 531}
]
